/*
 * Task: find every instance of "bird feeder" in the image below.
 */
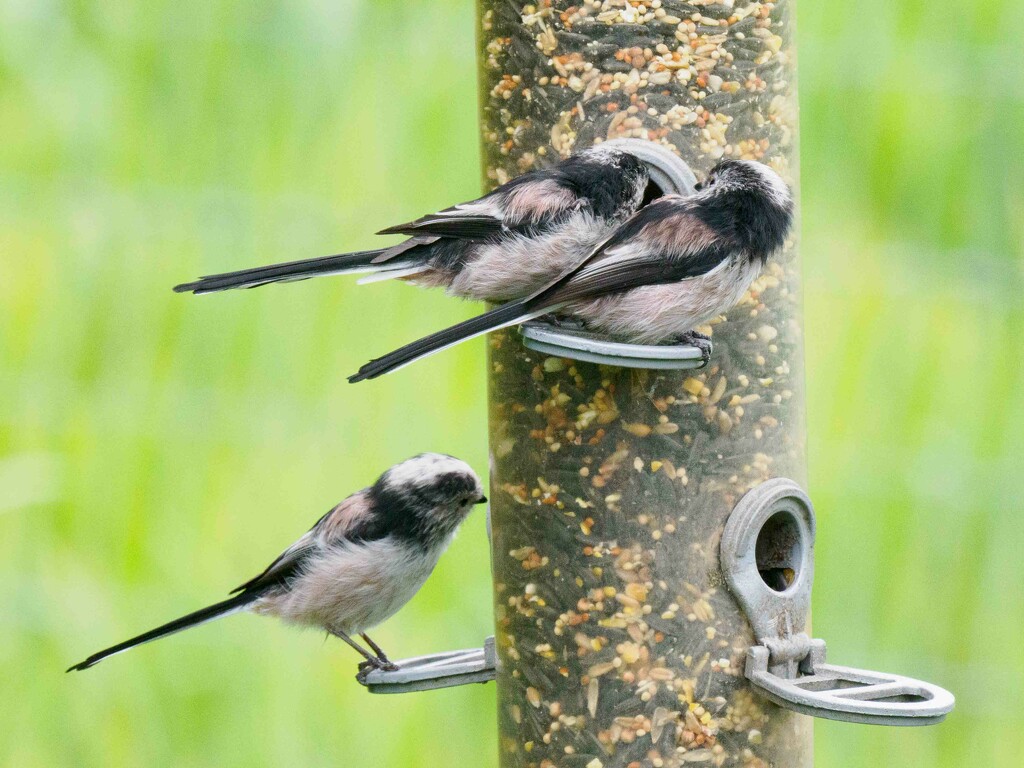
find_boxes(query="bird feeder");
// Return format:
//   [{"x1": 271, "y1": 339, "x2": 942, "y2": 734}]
[{"x1": 363, "y1": 2, "x2": 953, "y2": 766}]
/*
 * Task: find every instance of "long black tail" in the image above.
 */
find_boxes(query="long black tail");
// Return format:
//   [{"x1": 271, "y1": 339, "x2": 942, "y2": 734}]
[
  {"x1": 174, "y1": 248, "x2": 394, "y2": 294},
  {"x1": 67, "y1": 592, "x2": 255, "y2": 671},
  {"x1": 349, "y1": 301, "x2": 534, "y2": 382}
]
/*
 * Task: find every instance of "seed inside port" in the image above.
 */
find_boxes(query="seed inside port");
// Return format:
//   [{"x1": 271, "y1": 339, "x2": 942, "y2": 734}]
[{"x1": 755, "y1": 510, "x2": 803, "y2": 592}]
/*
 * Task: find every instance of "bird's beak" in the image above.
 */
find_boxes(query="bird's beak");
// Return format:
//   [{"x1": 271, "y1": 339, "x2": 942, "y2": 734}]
[{"x1": 475, "y1": 495, "x2": 488, "y2": 505}]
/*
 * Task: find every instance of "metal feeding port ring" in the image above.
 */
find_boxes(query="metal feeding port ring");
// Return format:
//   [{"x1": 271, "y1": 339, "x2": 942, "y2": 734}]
[
  {"x1": 519, "y1": 139, "x2": 705, "y2": 369},
  {"x1": 601, "y1": 138, "x2": 699, "y2": 199},
  {"x1": 721, "y1": 478, "x2": 956, "y2": 726}
]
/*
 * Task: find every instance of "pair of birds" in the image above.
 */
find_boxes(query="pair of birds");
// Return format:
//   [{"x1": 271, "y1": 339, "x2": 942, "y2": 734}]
[
  {"x1": 177, "y1": 145, "x2": 794, "y2": 373},
  {"x1": 70, "y1": 146, "x2": 793, "y2": 674}
]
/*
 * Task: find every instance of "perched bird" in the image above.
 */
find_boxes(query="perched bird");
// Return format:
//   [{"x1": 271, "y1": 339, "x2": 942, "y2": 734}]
[
  {"x1": 350, "y1": 159, "x2": 794, "y2": 381},
  {"x1": 67, "y1": 454, "x2": 486, "y2": 676},
  {"x1": 173, "y1": 146, "x2": 650, "y2": 301}
]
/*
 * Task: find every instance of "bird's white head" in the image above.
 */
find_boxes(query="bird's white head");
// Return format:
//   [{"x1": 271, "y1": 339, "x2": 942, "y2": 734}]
[{"x1": 695, "y1": 159, "x2": 791, "y2": 207}]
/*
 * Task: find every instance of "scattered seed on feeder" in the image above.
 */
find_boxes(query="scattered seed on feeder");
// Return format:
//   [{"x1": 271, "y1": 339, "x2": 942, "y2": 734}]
[{"x1": 482, "y1": 0, "x2": 807, "y2": 765}]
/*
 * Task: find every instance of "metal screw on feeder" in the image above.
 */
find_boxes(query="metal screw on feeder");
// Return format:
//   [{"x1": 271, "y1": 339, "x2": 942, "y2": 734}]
[
  {"x1": 721, "y1": 478, "x2": 956, "y2": 726},
  {"x1": 519, "y1": 139, "x2": 708, "y2": 369}
]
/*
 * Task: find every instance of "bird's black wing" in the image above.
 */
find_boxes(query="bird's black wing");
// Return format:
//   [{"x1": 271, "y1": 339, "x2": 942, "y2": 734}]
[
  {"x1": 375, "y1": 171, "x2": 585, "y2": 245},
  {"x1": 227, "y1": 508, "x2": 337, "y2": 595},
  {"x1": 228, "y1": 537, "x2": 317, "y2": 596},
  {"x1": 524, "y1": 196, "x2": 733, "y2": 309},
  {"x1": 347, "y1": 198, "x2": 733, "y2": 383},
  {"x1": 66, "y1": 498, "x2": 371, "y2": 672},
  {"x1": 228, "y1": 492, "x2": 376, "y2": 595},
  {"x1": 377, "y1": 209, "x2": 506, "y2": 240}
]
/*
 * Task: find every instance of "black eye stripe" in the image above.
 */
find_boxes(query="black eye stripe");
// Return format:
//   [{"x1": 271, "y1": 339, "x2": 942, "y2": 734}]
[
  {"x1": 364, "y1": 470, "x2": 479, "y2": 550},
  {"x1": 432, "y1": 472, "x2": 478, "y2": 500}
]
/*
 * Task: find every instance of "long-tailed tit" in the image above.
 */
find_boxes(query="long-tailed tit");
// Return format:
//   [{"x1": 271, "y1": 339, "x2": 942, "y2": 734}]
[
  {"x1": 173, "y1": 146, "x2": 650, "y2": 302},
  {"x1": 350, "y1": 160, "x2": 793, "y2": 381},
  {"x1": 67, "y1": 454, "x2": 486, "y2": 676}
]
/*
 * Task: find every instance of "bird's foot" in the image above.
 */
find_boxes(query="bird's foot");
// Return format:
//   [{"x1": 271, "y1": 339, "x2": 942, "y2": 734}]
[
  {"x1": 357, "y1": 657, "x2": 400, "y2": 674},
  {"x1": 674, "y1": 330, "x2": 713, "y2": 367},
  {"x1": 358, "y1": 633, "x2": 397, "y2": 670},
  {"x1": 356, "y1": 656, "x2": 400, "y2": 683},
  {"x1": 540, "y1": 313, "x2": 587, "y2": 332}
]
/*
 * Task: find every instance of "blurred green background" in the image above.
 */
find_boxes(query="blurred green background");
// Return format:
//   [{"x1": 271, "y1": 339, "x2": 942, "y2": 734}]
[{"x1": 1, "y1": 1, "x2": 1021, "y2": 765}]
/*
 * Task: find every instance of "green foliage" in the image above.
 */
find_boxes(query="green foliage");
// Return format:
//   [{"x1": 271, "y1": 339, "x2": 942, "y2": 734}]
[{"x1": 0, "y1": 1, "x2": 1020, "y2": 766}]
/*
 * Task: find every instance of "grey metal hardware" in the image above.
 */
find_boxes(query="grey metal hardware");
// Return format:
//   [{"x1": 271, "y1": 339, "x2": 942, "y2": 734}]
[
  {"x1": 746, "y1": 643, "x2": 954, "y2": 727},
  {"x1": 519, "y1": 322, "x2": 708, "y2": 370},
  {"x1": 721, "y1": 478, "x2": 955, "y2": 726},
  {"x1": 361, "y1": 636, "x2": 497, "y2": 694},
  {"x1": 519, "y1": 139, "x2": 704, "y2": 369}
]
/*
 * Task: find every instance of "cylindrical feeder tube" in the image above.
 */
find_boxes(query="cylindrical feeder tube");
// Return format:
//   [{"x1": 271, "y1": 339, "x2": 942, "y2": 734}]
[{"x1": 478, "y1": 2, "x2": 809, "y2": 767}]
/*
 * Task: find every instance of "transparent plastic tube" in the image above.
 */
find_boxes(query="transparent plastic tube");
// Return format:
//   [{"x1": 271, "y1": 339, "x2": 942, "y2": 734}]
[{"x1": 479, "y1": 2, "x2": 809, "y2": 766}]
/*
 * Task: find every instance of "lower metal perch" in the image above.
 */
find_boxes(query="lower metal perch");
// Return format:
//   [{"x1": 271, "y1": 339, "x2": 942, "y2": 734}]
[
  {"x1": 360, "y1": 636, "x2": 496, "y2": 694},
  {"x1": 721, "y1": 478, "x2": 956, "y2": 726},
  {"x1": 745, "y1": 642, "x2": 955, "y2": 727}
]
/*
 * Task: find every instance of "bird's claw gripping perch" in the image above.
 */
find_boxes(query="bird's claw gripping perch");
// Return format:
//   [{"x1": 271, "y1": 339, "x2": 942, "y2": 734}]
[
  {"x1": 360, "y1": 657, "x2": 400, "y2": 670},
  {"x1": 357, "y1": 657, "x2": 400, "y2": 683},
  {"x1": 674, "y1": 330, "x2": 713, "y2": 366},
  {"x1": 542, "y1": 313, "x2": 587, "y2": 332}
]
